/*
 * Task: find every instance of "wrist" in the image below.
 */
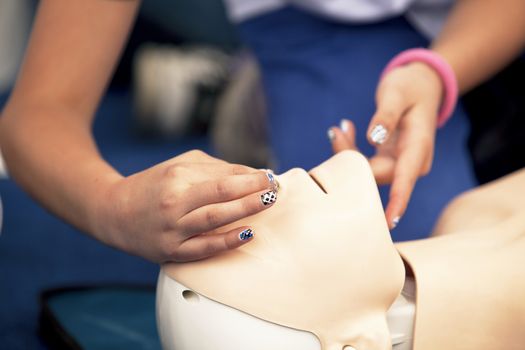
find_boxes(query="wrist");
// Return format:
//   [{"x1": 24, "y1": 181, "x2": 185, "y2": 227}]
[
  {"x1": 382, "y1": 48, "x2": 458, "y2": 127},
  {"x1": 408, "y1": 61, "x2": 444, "y2": 108},
  {"x1": 87, "y1": 171, "x2": 126, "y2": 247}
]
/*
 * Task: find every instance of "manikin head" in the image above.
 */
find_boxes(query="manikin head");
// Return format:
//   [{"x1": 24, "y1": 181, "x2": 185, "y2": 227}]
[{"x1": 158, "y1": 151, "x2": 405, "y2": 350}]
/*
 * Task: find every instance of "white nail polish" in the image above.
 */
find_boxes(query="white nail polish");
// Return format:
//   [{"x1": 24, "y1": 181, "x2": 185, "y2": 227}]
[
  {"x1": 340, "y1": 119, "x2": 349, "y2": 133},
  {"x1": 370, "y1": 124, "x2": 388, "y2": 145},
  {"x1": 327, "y1": 128, "x2": 335, "y2": 141},
  {"x1": 392, "y1": 216, "x2": 401, "y2": 229},
  {"x1": 261, "y1": 190, "x2": 277, "y2": 206}
]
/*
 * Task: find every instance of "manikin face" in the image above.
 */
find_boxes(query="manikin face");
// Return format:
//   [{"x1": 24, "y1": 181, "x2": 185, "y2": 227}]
[{"x1": 161, "y1": 151, "x2": 405, "y2": 350}]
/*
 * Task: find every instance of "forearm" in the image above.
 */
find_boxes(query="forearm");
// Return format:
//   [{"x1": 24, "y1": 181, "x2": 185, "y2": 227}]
[
  {"x1": 0, "y1": 103, "x2": 122, "y2": 242},
  {"x1": 431, "y1": 0, "x2": 525, "y2": 93},
  {"x1": 0, "y1": 0, "x2": 140, "y2": 242}
]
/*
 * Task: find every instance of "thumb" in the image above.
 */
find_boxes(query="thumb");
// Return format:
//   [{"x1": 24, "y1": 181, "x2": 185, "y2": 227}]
[
  {"x1": 367, "y1": 84, "x2": 408, "y2": 146},
  {"x1": 328, "y1": 119, "x2": 359, "y2": 153}
]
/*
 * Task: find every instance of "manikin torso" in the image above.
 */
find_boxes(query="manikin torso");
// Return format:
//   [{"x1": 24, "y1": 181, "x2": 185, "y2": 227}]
[
  {"x1": 158, "y1": 151, "x2": 525, "y2": 350},
  {"x1": 160, "y1": 151, "x2": 407, "y2": 350},
  {"x1": 396, "y1": 168, "x2": 525, "y2": 350}
]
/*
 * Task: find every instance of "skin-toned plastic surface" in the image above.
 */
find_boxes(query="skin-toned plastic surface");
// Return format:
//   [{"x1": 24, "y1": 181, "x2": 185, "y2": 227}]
[
  {"x1": 396, "y1": 168, "x2": 525, "y2": 350},
  {"x1": 163, "y1": 151, "x2": 406, "y2": 350},
  {"x1": 156, "y1": 271, "x2": 416, "y2": 350}
]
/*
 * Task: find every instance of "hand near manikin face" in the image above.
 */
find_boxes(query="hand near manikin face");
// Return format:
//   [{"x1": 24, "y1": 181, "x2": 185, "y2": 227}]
[{"x1": 330, "y1": 81, "x2": 437, "y2": 231}]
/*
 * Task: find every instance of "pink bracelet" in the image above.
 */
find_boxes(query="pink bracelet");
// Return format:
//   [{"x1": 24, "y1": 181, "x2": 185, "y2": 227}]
[{"x1": 381, "y1": 48, "x2": 458, "y2": 128}]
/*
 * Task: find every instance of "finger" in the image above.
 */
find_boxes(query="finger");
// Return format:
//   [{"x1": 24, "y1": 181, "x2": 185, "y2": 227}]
[
  {"x1": 339, "y1": 119, "x2": 359, "y2": 151},
  {"x1": 175, "y1": 226, "x2": 255, "y2": 262},
  {"x1": 422, "y1": 136, "x2": 435, "y2": 176},
  {"x1": 368, "y1": 155, "x2": 395, "y2": 185},
  {"x1": 179, "y1": 189, "x2": 277, "y2": 235},
  {"x1": 385, "y1": 135, "x2": 430, "y2": 229},
  {"x1": 214, "y1": 162, "x2": 260, "y2": 176},
  {"x1": 368, "y1": 129, "x2": 399, "y2": 184},
  {"x1": 167, "y1": 161, "x2": 258, "y2": 181},
  {"x1": 173, "y1": 150, "x2": 260, "y2": 175},
  {"x1": 176, "y1": 149, "x2": 225, "y2": 163},
  {"x1": 328, "y1": 126, "x2": 353, "y2": 153},
  {"x1": 181, "y1": 171, "x2": 275, "y2": 214},
  {"x1": 328, "y1": 119, "x2": 360, "y2": 153},
  {"x1": 368, "y1": 86, "x2": 408, "y2": 146}
]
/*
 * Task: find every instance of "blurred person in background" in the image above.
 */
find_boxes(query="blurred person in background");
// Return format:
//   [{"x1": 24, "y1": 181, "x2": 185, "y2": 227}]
[{"x1": 0, "y1": 1, "x2": 33, "y2": 95}]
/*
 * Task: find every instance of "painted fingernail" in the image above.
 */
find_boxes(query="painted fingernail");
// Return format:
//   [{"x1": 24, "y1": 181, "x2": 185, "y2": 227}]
[
  {"x1": 327, "y1": 128, "x2": 335, "y2": 142},
  {"x1": 392, "y1": 216, "x2": 401, "y2": 229},
  {"x1": 261, "y1": 190, "x2": 277, "y2": 206},
  {"x1": 239, "y1": 228, "x2": 254, "y2": 241},
  {"x1": 266, "y1": 172, "x2": 280, "y2": 192},
  {"x1": 370, "y1": 124, "x2": 388, "y2": 145},
  {"x1": 340, "y1": 119, "x2": 349, "y2": 133}
]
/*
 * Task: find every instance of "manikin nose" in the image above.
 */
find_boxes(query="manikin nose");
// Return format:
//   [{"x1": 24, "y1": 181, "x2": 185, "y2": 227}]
[{"x1": 343, "y1": 347, "x2": 356, "y2": 350}]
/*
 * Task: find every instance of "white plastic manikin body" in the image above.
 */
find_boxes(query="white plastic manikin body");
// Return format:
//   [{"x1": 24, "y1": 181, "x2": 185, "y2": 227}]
[{"x1": 156, "y1": 270, "x2": 416, "y2": 350}]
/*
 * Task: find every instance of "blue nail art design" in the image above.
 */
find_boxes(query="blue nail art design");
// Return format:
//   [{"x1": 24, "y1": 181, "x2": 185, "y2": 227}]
[
  {"x1": 266, "y1": 172, "x2": 280, "y2": 192},
  {"x1": 239, "y1": 229, "x2": 254, "y2": 241},
  {"x1": 267, "y1": 172, "x2": 275, "y2": 183}
]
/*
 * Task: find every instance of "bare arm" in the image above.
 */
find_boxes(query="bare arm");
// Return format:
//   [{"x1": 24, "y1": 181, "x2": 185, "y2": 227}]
[
  {"x1": 432, "y1": 0, "x2": 525, "y2": 93},
  {"x1": 0, "y1": 0, "x2": 140, "y2": 239},
  {"x1": 0, "y1": 0, "x2": 275, "y2": 262}
]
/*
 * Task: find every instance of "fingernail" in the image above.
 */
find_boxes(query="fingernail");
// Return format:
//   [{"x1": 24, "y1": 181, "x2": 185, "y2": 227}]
[
  {"x1": 327, "y1": 128, "x2": 335, "y2": 141},
  {"x1": 370, "y1": 124, "x2": 388, "y2": 145},
  {"x1": 239, "y1": 228, "x2": 254, "y2": 241},
  {"x1": 340, "y1": 119, "x2": 349, "y2": 133},
  {"x1": 261, "y1": 190, "x2": 277, "y2": 206},
  {"x1": 392, "y1": 216, "x2": 401, "y2": 229},
  {"x1": 266, "y1": 172, "x2": 280, "y2": 192}
]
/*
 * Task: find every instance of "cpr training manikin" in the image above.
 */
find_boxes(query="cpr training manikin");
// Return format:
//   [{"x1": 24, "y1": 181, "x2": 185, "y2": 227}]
[{"x1": 157, "y1": 150, "x2": 525, "y2": 350}]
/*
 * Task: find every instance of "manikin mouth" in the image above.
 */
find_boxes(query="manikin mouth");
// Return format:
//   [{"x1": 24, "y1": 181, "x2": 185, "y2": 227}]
[{"x1": 308, "y1": 172, "x2": 328, "y2": 194}]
